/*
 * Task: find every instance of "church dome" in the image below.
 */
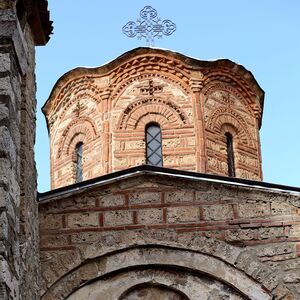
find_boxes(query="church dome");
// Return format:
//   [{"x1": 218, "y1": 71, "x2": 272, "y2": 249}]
[{"x1": 43, "y1": 47, "x2": 264, "y2": 189}]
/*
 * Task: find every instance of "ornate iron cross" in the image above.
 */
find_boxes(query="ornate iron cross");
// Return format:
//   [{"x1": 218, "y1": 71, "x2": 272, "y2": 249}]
[{"x1": 122, "y1": 6, "x2": 176, "y2": 46}]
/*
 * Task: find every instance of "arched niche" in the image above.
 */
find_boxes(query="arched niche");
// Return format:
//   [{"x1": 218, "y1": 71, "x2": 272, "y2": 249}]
[
  {"x1": 56, "y1": 117, "x2": 97, "y2": 159},
  {"x1": 119, "y1": 283, "x2": 189, "y2": 300},
  {"x1": 117, "y1": 97, "x2": 189, "y2": 131},
  {"x1": 42, "y1": 246, "x2": 272, "y2": 300}
]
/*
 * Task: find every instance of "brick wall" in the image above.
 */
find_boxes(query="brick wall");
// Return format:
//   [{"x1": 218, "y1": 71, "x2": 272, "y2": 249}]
[
  {"x1": 39, "y1": 174, "x2": 300, "y2": 298},
  {"x1": 44, "y1": 48, "x2": 264, "y2": 189}
]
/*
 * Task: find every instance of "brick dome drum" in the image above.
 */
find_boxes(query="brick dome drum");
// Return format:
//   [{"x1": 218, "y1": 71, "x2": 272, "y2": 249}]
[{"x1": 43, "y1": 48, "x2": 264, "y2": 189}]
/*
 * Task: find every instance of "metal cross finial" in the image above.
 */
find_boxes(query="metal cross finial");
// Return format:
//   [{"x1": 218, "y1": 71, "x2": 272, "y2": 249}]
[{"x1": 122, "y1": 6, "x2": 176, "y2": 46}]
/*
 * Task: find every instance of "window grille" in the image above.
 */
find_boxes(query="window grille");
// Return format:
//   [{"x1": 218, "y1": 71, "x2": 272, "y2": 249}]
[
  {"x1": 225, "y1": 133, "x2": 235, "y2": 177},
  {"x1": 146, "y1": 124, "x2": 163, "y2": 167},
  {"x1": 75, "y1": 142, "x2": 83, "y2": 182}
]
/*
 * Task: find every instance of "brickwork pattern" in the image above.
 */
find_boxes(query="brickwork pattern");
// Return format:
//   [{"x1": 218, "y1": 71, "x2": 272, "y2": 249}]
[
  {"x1": 203, "y1": 83, "x2": 262, "y2": 179},
  {"x1": 44, "y1": 48, "x2": 264, "y2": 189},
  {"x1": 39, "y1": 175, "x2": 300, "y2": 299}
]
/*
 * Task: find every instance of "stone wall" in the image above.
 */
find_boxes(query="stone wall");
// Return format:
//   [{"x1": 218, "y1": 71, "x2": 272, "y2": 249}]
[
  {"x1": 43, "y1": 48, "x2": 264, "y2": 189},
  {"x1": 18, "y1": 23, "x2": 40, "y2": 300},
  {"x1": 39, "y1": 173, "x2": 300, "y2": 299},
  {"x1": 0, "y1": 1, "x2": 51, "y2": 298}
]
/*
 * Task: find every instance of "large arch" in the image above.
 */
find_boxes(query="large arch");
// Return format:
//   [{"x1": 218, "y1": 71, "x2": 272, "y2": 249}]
[
  {"x1": 66, "y1": 268, "x2": 248, "y2": 300},
  {"x1": 69, "y1": 274, "x2": 194, "y2": 300},
  {"x1": 40, "y1": 232, "x2": 288, "y2": 299},
  {"x1": 42, "y1": 246, "x2": 271, "y2": 300}
]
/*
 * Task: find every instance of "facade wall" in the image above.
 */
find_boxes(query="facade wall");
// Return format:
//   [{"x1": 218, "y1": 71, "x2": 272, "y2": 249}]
[
  {"x1": 39, "y1": 175, "x2": 300, "y2": 299},
  {"x1": 44, "y1": 49, "x2": 264, "y2": 189}
]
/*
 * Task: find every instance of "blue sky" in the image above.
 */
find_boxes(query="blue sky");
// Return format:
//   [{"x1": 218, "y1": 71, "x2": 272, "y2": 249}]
[{"x1": 36, "y1": 0, "x2": 300, "y2": 191}]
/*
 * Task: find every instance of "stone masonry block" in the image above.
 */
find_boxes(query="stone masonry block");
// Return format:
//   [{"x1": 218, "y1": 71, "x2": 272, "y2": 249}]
[
  {"x1": 68, "y1": 213, "x2": 99, "y2": 228},
  {"x1": 271, "y1": 201, "x2": 296, "y2": 215},
  {"x1": 0, "y1": 53, "x2": 10, "y2": 72},
  {"x1": 237, "y1": 201, "x2": 270, "y2": 218},
  {"x1": 104, "y1": 210, "x2": 132, "y2": 226},
  {"x1": 167, "y1": 206, "x2": 199, "y2": 223},
  {"x1": 59, "y1": 197, "x2": 96, "y2": 211},
  {"x1": 165, "y1": 191, "x2": 194, "y2": 203},
  {"x1": 39, "y1": 214, "x2": 62, "y2": 231},
  {"x1": 162, "y1": 138, "x2": 180, "y2": 148},
  {"x1": 258, "y1": 226, "x2": 284, "y2": 239},
  {"x1": 0, "y1": 76, "x2": 12, "y2": 97},
  {"x1": 40, "y1": 234, "x2": 69, "y2": 248},
  {"x1": 180, "y1": 154, "x2": 196, "y2": 165},
  {"x1": 226, "y1": 228, "x2": 257, "y2": 242},
  {"x1": 0, "y1": 157, "x2": 11, "y2": 186},
  {"x1": 290, "y1": 225, "x2": 300, "y2": 237},
  {"x1": 99, "y1": 194, "x2": 125, "y2": 207},
  {"x1": 0, "y1": 103, "x2": 9, "y2": 125},
  {"x1": 137, "y1": 208, "x2": 163, "y2": 225},
  {"x1": 202, "y1": 204, "x2": 233, "y2": 221},
  {"x1": 124, "y1": 140, "x2": 144, "y2": 150},
  {"x1": 0, "y1": 187, "x2": 8, "y2": 209},
  {"x1": 71, "y1": 232, "x2": 100, "y2": 244},
  {"x1": 129, "y1": 192, "x2": 160, "y2": 205},
  {"x1": 195, "y1": 191, "x2": 215, "y2": 202},
  {"x1": 0, "y1": 126, "x2": 15, "y2": 162},
  {"x1": 255, "y1": 243, "x2": 295, "y2": 257},
  {"x1": 0, "y1": 211, "x2": 8, "y2": 240}
]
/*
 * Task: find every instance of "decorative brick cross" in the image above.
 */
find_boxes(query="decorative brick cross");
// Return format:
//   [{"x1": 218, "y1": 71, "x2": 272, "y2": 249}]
[
  {"x1": 73, "y1": 100, "x2": 83, "y2": 117},
  {"x1": 223, "y1": 92, "x2": 234, "y2": 107},
  {"x1": 139, "y1": 80, "x2": 163, "y2": 96}
]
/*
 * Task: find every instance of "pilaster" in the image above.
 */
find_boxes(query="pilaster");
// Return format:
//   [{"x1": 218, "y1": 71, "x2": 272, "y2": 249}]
[{"x1": 190, "y1": 73, "x2": 206, "y2": 173}]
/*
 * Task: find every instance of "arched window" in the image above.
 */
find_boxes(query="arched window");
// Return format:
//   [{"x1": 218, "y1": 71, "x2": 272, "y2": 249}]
[
  {"x1": 225, "y1": 132, "x2": 235, "y2": 177},
  {"x1": 75, "y1": 142, "x2": 83, "y2": 182},
  {"x1": 146, "y1": 123, "x2": 163, "y2": 167}
]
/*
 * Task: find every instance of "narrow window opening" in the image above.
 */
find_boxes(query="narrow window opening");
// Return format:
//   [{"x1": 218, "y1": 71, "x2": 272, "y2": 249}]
[
  {"x1": 146, "y1": 124, "x2": 163, "y2": 167},
  {"x1": 75, "y1": 142, "x2": 83, "y2": 182},
  {"x1": 225, "y1": 132, "x2": 235, "y2": 177}
]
